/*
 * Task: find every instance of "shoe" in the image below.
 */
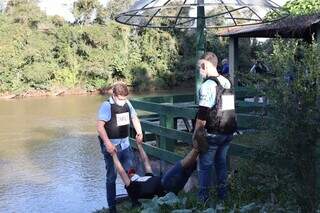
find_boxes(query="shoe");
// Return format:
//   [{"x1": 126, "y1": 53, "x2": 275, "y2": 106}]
[
  {"x1": 131, "y1": 199, "x2": 141, "y2": 208},
  {"x1": 108, "y1": 206, "x2": 117, "y2": 213},
  {"x1": 193, "y1": 127, "x2": 208, "y2": 153}
]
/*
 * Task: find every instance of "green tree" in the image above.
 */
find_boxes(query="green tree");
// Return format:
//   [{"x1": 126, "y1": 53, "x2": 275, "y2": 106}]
[
  {"x1": 5, "y1": 0, "x2": 46, "y2": 27},
  {"x1": 105, "y1": 0, "x2": 133, "y2": 20},
  {"x1": 95, "y1": 4, "x2": 108, "y2": 24},
  {"x1": 263, "y1": 40, "x2": 320, "y2": 212},
  {"x1": 283, "y1": 0, "x2": 320, "y2": 15},
  {"x1": 72, "y1": 0, "x2": 100, "y2": 25}
]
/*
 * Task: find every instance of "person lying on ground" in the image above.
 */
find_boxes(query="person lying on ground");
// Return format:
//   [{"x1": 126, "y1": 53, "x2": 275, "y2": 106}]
[{"x1": 111, "y1": 127, "x2": 208, "y2": 206}]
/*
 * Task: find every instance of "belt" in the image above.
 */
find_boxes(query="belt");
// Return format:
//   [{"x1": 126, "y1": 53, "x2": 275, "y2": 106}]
[
  {"x1": 207, "y1": 133, "x2": 218, "y2": 137},
  {"x1": 115, "y1": 142, "x2": 129, "y2": 151},
  {"x1": 115, "y1": 143, "x2": 122, "y2": 151}
]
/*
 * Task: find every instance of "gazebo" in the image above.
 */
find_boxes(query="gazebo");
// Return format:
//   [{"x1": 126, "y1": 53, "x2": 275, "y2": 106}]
[
  {"x1": 115, "y1": 0, "x2": 288, "y2": 102},
  {"x1": 218, "y1": 13, "x2": 320, "y2": 79},
  {"x1": 218, "y1": 12, "x2": 320, "y2": 207}
]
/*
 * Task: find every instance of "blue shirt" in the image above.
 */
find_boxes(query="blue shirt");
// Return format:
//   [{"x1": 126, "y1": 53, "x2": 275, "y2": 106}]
[
  {"x1": 222, "y1": 64, "x2": 229, "y2": 75},
  {"x1": 97, "y1": 97, "x2": 137, "y2": 150}
]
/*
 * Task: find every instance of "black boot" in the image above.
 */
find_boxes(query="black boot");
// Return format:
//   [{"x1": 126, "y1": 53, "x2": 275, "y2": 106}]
[
  {"x1": 109, "y1": 206, "x2": 117, "y2": 213},
  {"x1": 131, "y1": 199, "x2": 141, "y2": 208}
]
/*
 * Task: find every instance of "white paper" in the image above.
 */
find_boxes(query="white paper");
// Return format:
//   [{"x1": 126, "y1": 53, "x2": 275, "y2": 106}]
[
  {"x1": 221, "y1": 95, "x2": 235, "y2": 111},
  {"x1": 116, "y1": 112, "x2": 130, "y2": 126},
  {"x1": 135, "y1": 176, "x2": 152, "y2": 182}
]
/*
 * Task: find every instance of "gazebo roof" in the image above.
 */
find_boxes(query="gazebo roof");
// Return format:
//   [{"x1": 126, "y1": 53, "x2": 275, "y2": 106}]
[
  {"x1": 115, "y1": 0, "x2": 287, "y2": 29},
  {"x1": 218, "y1": 13, "x2": 320, "y2": 40}
]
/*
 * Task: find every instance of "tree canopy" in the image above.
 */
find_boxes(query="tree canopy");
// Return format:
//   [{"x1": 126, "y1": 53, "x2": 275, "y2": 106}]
[{"x1": 283, "y1": 0, "x2": 320, "y2": 15}]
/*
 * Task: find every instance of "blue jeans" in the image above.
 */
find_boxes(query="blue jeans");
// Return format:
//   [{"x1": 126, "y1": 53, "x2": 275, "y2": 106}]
[
  {"x1": 198, "y1": 134, "x2": 233, "y2": 202},
  {"x1": 99, "y1": 139, "x2": 134, "y2": 208},
  {"x1": 161, "y1": 161, "x2": 196, "y2": 194}
]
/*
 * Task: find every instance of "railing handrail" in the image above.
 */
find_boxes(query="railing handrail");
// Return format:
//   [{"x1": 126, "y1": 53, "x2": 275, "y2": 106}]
[{"x1": 128, "y1": 91, "x2": 287, "y2": 168}]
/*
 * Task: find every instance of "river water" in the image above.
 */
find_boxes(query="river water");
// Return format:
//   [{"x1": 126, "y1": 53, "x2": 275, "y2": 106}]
[{"x1": 0, "y1": 95, "x2": 131, "y2": 213}]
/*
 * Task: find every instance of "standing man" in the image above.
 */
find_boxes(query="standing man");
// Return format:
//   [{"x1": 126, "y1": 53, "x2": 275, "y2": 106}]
[
  {"x1": 221, "y1": 58, "x2": 229, "y2": 77},
  {"x1": 96, "y1": 82, "x2": 143, "y2": 213},
  {"x1": 194, "y1": 52, "x2": 236, "y2": 203}
]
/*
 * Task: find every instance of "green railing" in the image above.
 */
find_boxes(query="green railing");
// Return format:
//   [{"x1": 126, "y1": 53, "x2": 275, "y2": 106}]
[{"x1": 128, "y1": 88, "x2": 289, "y2": 168}]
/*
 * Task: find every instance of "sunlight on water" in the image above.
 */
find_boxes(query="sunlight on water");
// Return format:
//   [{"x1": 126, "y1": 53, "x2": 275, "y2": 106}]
[{"x1": 0, "y1": 95, "x2": 128, "y2": 213}]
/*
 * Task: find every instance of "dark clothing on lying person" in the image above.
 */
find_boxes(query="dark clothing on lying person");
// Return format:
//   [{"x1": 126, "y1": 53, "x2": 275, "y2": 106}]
[
  {"x1": 125, "y1": 161, "x2": 196, "y2": 201},
  {"x1": 125, "y1": 173, "x2": 165, "y2": 200}
]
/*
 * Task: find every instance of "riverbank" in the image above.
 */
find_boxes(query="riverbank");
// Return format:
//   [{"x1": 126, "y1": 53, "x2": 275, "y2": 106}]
[
  {"x1": 0, "y1": 82, "x2": 194, "y2": 100},
  {"x1": 0, "y1": 87, "x2": 106, "y2": 100}
]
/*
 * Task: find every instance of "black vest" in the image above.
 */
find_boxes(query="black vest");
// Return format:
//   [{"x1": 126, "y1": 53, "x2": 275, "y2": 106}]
[
  {"x1": 203, "y1": 76, "x2": 237, "y2": 134},
  {"x1": 105, "y1": 101, "x2": 130, "y2": 139}
]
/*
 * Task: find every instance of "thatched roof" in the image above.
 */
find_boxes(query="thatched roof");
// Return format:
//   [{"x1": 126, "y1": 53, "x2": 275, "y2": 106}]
[{"x1": 218, "y1": 13, "x2": 320, "y2": 41}]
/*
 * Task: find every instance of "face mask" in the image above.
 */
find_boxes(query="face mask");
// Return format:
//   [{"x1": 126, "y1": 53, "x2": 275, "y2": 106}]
[
  {"x1": 200, "y1": 72, "x2": 207, "y2": 79},
  {"x1": 115, "y1": 99, "x2": 126, "y2": 106},
  {"x1": 113, "y1": 96, "x2": 126, "y2": 106},
  {"x1": 198, "y1": 61, "x2": 207, "y2": 79}
]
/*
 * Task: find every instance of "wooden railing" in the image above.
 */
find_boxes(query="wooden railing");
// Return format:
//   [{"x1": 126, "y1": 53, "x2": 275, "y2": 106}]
[{"x1": 128, "y1": 88, "x2": 288, "y2": 168}]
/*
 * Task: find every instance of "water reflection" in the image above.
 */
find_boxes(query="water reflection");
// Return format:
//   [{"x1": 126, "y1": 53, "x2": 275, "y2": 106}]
[{"x1": 0, "y1": 95, "x2": 127, "y2": 213}]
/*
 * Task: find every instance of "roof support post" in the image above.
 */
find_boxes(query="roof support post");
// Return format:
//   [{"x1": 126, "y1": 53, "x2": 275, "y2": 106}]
[
  {"x1": 195, "y1": 0, "x2": 205, "y2": 104},
  {"x1": 316, "y1": 24, "x2": 320, "y2": 42},
  {"x1": 228, "y1": 36, "x2": 238, "y2": 86},
  {"x1": 316, "y1": 24, "x2": 320, "y2": 208},
  {"x1": 316, "y1": 142, "x2": 320, "y2": 208}
]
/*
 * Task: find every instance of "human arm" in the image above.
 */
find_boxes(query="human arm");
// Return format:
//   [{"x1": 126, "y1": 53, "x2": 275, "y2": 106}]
[
  {"x1": 193, "y1": 82, "x2": 212, "y2": 137},
  {"x1": 96, "y1": 120, "x2": 116, "y2": 154},
  {"x1": 112, "y1": 153, "x2": 131, "y2": 186},
  {"x1": 136, "y1": 142, "x2": 152, "y2": 174},
  {"x1": 132, "y1": 116, "x2": 143, "y2": 143},
  {"x1": 194, "y1": 117, "x2": 206, "y2": 131},
  {"x1": 127, "y1": 101, "x2": 143, "y2": 143},
  {"x1": 96, "y1": 102, "x2": 117, "y2": 154}
]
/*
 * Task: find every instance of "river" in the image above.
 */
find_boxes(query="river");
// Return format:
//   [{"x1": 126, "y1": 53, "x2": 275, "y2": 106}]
[{"x1": 0, "y1": 95, "x2": 132, "y2": 213}]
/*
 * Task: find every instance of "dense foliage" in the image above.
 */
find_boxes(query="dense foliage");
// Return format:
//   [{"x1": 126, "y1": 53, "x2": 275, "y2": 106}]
[
  {"x1": 0, "y1": 0, "x2": 263, "y2": 95},
  {"x1": 283, "y1": 0, "x2": 320, "y2": 15},
  {"x1": 264, "y1": 40, "x2": 320, "y2": 212},
  {"x1": 0, "y1": 0, "x2": 186, "y2": 94}
]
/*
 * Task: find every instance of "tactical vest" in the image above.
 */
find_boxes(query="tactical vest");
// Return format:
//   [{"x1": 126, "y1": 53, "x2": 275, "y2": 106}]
[
  {"x1": 105, "y1": 101, "x2": 130, "y2": 139},
  {"x1": 204, "y1": 76, "x2": 237, "y2": 134}
]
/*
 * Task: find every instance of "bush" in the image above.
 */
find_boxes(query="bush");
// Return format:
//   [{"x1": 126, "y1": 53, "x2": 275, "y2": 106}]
[{"x1": 261, "y1": 39, "x2": 320, "y2": 212}]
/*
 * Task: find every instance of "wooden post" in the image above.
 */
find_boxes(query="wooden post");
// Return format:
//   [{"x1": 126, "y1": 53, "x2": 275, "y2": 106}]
[
  {"x1": 159, "y1": 115, "x2": 175, "y2": 152},
  {"x1": 314, "y1": 24, "x2": 320, "y2": 205},
  {"x1": 316, "y1": 142, "x2": 320, "y2": 207},
  {"x1": 195, "y1": 0, "x2": 205, "y2": 104},
  {"x1": 159, "y1": 115, "x2": 175, "y2": 175},
  {"x1": 228, "y1": 36, "x2": 239, "y2": 86},
  {"x1": 228, "y1": 36, "x2": 238, "y2": 171},
  {"x1": 315, "y1": 24, "x2": 320, "y2": 42}
]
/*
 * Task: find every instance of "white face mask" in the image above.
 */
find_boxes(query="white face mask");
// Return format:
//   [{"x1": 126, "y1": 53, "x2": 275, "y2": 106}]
[
  {"x1": 200, "y1": 71, "x2": 207, "y2": 79},
  {"x1": 113, "y1": 96, "x2": 127, "y2": 106},
  {"x1": 115, "y1": 99, "x2": 126, "y2": 106},
  {"x1": 198, "y1": 60, "x2": 207, "y2": 79}
]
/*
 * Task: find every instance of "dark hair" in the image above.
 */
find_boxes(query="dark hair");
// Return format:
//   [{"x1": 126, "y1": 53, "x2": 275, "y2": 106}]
[
  {"x1": 200, "y1": 52, "x2": 218, "y2": 67},
  {"x1": 113, "y1": 82, "x2": 129, "y2": 96},
  {"x1": 127, "y1": 168, "x2": 136, "y2": 176}
]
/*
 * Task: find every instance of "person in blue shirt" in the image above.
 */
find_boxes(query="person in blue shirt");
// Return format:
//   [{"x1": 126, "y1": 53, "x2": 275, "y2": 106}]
[
  {"x1": 96, "y1": 82, "x2": 143, "y2": 213},
  {"x1": 220, "y1": 58, "x2": 229, "y2": 76}
]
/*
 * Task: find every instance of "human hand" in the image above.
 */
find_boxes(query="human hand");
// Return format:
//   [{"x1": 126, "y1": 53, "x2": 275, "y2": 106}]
[
  {"x1": 135, "y1": 133, "x2": 143, "y2": 144},
  {"x1": 106, "y1": 143, "x2": 117, "y2": 155}
]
